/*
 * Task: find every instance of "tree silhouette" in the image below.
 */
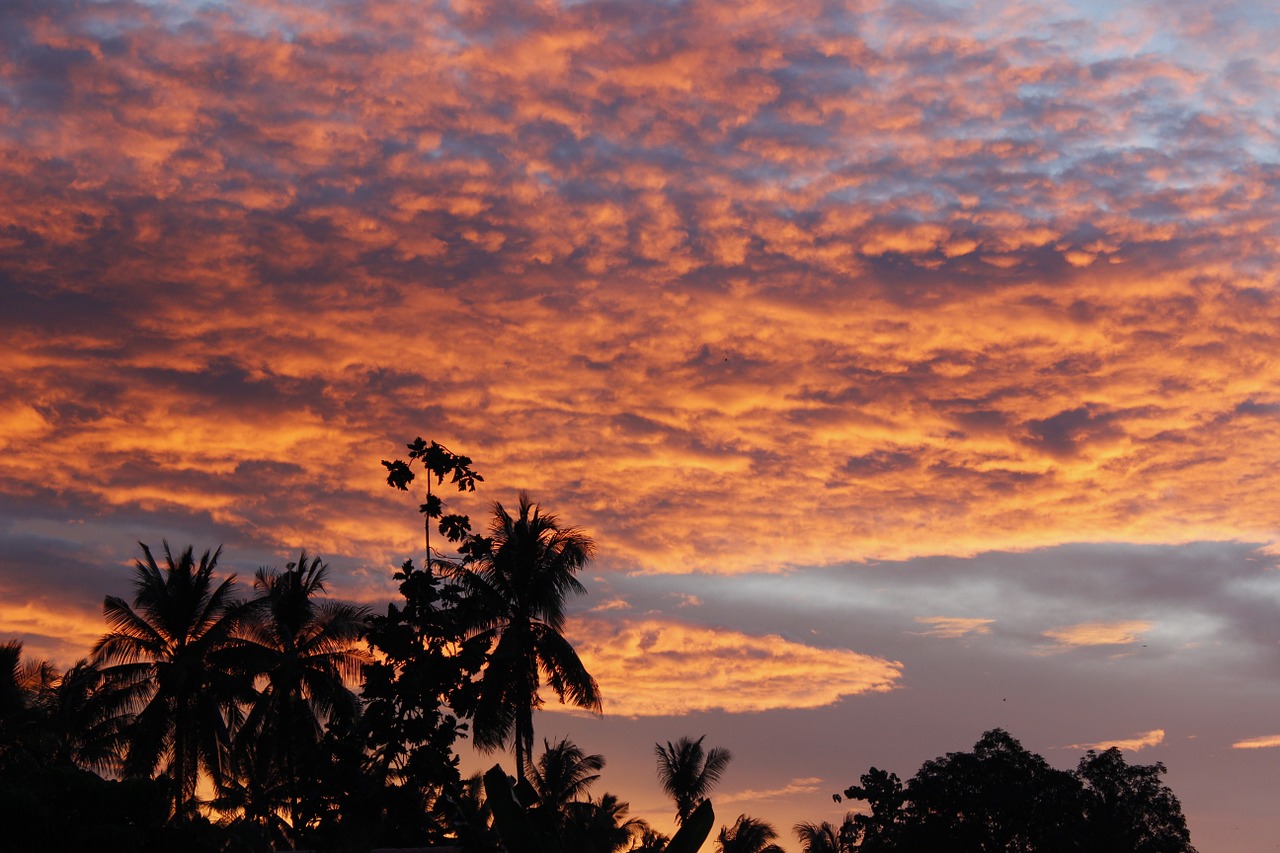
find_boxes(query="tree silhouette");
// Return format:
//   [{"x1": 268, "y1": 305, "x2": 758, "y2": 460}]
[
  {"x1": 838, "y1": 729, "x2": 1198, "y2": 853},
  {"x1": 633, "y1": 827, "x2": 673, "y2": 852},
  {"x1": 93, "y1": 542, "x2": 250, "y2": 820},
  {"x1": 0, "y1": 639, "x2": 52, "y2": 770},
  {"x1": 456, "y1": 492, "x2": 602, "y2": 779},
  {"x1": 563, "y1": 791, "x2": 651, "y2": 853},
  {"x1": 382, "y1": 438, "x2": 483, "y2": 571},
  {"x1": 890, "y1": 729, "x2": 1081, "y2": 851},
  {"x1": 654, "y1": 734, "x2": 732, "y2": 824},
  {"x1": 233, "y1": 551, "x2": 369, "y2": 829},
  {"x1": 839, "y1": 766, "x2": 904, "y2": 851},
  {"x1": 794, "y1": 820, "x2": 841, "y2": 853},
  {"x1": 353, "y1": 556, "x2": 488, "y2": 846},
  {"x1": 1077, "y1": 746, "x2": 1197, "y2": 853},
  {"x1": 527, "y1": 736, "x2": 606, "y2": 821},
  {"x1": 39, "y1": 658, "x2": 126, "y2": 773},
  {"x1": 718, "y1": 815, "x2": 785, "y2": 853}
]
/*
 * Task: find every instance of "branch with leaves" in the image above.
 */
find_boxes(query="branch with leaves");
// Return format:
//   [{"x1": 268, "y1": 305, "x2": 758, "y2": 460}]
[{"x1": 382, "y1": 438, "x2": 484, "y2": 571}]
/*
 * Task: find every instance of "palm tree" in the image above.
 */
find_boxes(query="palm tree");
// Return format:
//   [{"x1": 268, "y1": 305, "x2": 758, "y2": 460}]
[
  {"x1": 42, "y1": 658, "x2": 127, "y2": 773},
  {"x1": 654, "y1": 734, "x2": 732, "y2": 824},
  {"x1": 93, "y1": 542, "x2": 250, "y2": 819},
  {"x1": 0, "y1": 646, "x2": 124, "y2": 774},
  {"x1": 233, "y1": 551, "x2": 370, "y2": 827},
  {"x1": 633, "y1": 827, "x2": 673, "y2": 853},
  {"x1": 794, "y1": 820, "x2": 841, "y2": 853},
  {"x1": 456, "y1": 492, "x2": 601, "y2": 778},
  {"x1": 564, "y1": 792, "x2": 651, "y2": 853},
  {"x1": 718, "y1": 815, "x2": 785, "y2": 853},
  {"x1": 0, "y1": 640, "x2": 36, "y2": 717},
  {"x1": 528, "y1": 736, "x2": 605, "y2": 818},
  {"x1": 0, "y1": 639, "x2": 52, "y2": 769}
]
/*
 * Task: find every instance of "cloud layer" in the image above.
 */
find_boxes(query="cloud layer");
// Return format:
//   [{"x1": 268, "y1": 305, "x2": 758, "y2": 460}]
[
  {"x1": 1, "y1": 0, "x2": 1278, "y2": 582},
  {"x1": 569, "y1": 617, "x2": 902, "y2": 716}
]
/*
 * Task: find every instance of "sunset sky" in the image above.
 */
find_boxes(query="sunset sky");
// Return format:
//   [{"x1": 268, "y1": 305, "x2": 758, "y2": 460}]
[{"x1": 2, "y1": 0, "x2": 1279, "y2": 848}]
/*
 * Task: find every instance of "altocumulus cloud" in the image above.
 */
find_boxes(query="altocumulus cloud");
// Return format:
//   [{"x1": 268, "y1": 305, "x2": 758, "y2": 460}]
[
  {"x1": 565, "y1": 618, "x2": 903, "y2": 717},
  {"x1": 1, "y1": 0, "x2": 1279, "y2": 583}
]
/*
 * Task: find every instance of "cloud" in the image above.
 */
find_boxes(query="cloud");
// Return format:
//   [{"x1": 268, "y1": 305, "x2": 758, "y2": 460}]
[
  {"x1": 720, "y1": 777, "x2": 826, "y2": 805},
  {"x1": 1068, "y1": 729, "x2": 1166, "y2": 752},
  {"x1": 0, "y1": 601, "x2": 105, "y2": 666},
  {"x1": 911, "y1": 616, "x2": 995, "y2": 638},
  {"x1": 566, "y1": 618, "x2": 903, "y2": 717},
  {"x1": 1231, "y1": 735, "x2": 1280, "y2": 749},
  {"x1": 1019, "y1": 404, "x2": 1134, "y2": 459},
  {"x1": 589, "y1": 597, "x2": 631, "y2": 613},
  {"x1": 1042, "y1": 620, "x2": 1153, "y2": 649},
  {"x1": 1, "y1": 0, "x2": 1279, "y2": 583}
]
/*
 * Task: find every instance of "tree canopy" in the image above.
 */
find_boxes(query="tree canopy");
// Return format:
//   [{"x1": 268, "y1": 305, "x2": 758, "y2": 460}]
[{"x1": 839, "y1": 728, "x2": 1197, "y2": 853}]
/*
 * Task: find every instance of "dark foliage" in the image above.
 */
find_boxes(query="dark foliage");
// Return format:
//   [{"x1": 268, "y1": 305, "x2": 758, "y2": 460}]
[
  {"x1": 331, "y1": 557, "x2": 489, "y2": 847},
  {"x1": 839, "y1": 729, "x2": 1197, "y2": 853}
]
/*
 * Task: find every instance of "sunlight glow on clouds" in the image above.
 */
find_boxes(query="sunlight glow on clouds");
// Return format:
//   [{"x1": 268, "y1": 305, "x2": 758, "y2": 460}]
[
  {"x1": 0, "y1": 0, "x2": 1277, "y2": 579},
  {"x1": 1231, "y1": 735, "x2": 1280, "y2": 749},
  {"x1": 1041, "y1": 620, "x2": 1153, "y2": 649},
  {"x1": 0, "y1": 602, "x2": 104, "y2": 665},
  {"x1": 588, "y1": 597, "x2": 631, "y2": 613},
  {"x1": 1068, "y1": 729, "x2": 1166, "y2": 752},
  {"x1": 568, "y1": 618, "x2": 903, "y2": 716}
]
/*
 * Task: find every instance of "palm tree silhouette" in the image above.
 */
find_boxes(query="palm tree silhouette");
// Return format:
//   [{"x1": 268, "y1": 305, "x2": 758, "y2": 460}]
[
  {"x1": 564, "y1": 791, "x2": 651, "y2": 853},
  {"x1": 0, "y1": 639, "x2": 51, "y2": 769},
  {"x1": 93, "y1": 542, "x2": 249, "y2": 819},
  {"x1": 234, "y1": 551, "x2": 370, "y2": 828},
  {"x1": 528, "y1": 736, "x2": 605, "y2": 818},
  {"x1": 654, "y1": 734, "x2": 732, "y2": 824},
  {"x1": 458, "y1": 492, "x2": 601, "y2": 778},
  {"x1": 0, "y1": 646, "x2": 124, "y2": 774},
  {"x1": 43, "y1": 658, "x2": 127, "y2": 773},
  {"x1": 794, "y1": 820, "x2": 841, "y2": 853},
  {"x1": 717, "y1": 815, "x2": 785, "y2": 853}
]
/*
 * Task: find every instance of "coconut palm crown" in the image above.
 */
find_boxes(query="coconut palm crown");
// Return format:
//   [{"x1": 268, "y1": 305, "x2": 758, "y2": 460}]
[
  {"x1": 655, "y1": 734, "x2": 732, "y2": 824},
  {"x1": 454, "y1": 492, "x2": 602, "y2": 779},
  {"x1": 93, "y1": 542, "x2": 249, "y2": 818}
]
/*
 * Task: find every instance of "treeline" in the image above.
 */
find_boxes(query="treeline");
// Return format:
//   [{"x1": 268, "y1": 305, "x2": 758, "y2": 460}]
[
  {"x1": 0, "y1": 440, "x2": 1198, "y2": 852},
  {"x1": 812, "y1": 728, "x2": 1196, "y2": 853}
]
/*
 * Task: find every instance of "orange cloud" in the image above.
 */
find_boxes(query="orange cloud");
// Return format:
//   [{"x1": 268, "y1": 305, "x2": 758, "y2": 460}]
[
  {"x1": 0, "y1": 601, "x2": 105, "y2": 667},
  {"x1": 589, "y1": 597, "x2": 632, "y2": 613},
  {"x1": 1042, "y1": 621, "x2": 1153, "y2": 649},
  {"x1": 1231, "y1": 735, "x2": 1280, "y2": 749},
  {"x1": 565, "y1": 618, "x2": 903, "y2": 717},
  {"x1": 1068, "y1": 729, "x2": 1166, "y2": 752},
  {"x1": 0, "y1": 0, "x2": 1278, "y2": 586}
]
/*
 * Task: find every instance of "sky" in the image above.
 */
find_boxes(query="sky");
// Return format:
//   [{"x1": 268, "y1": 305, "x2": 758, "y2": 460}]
[{"x1": 1, "y1": 0, "x2": 1279, "y2": 848}]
